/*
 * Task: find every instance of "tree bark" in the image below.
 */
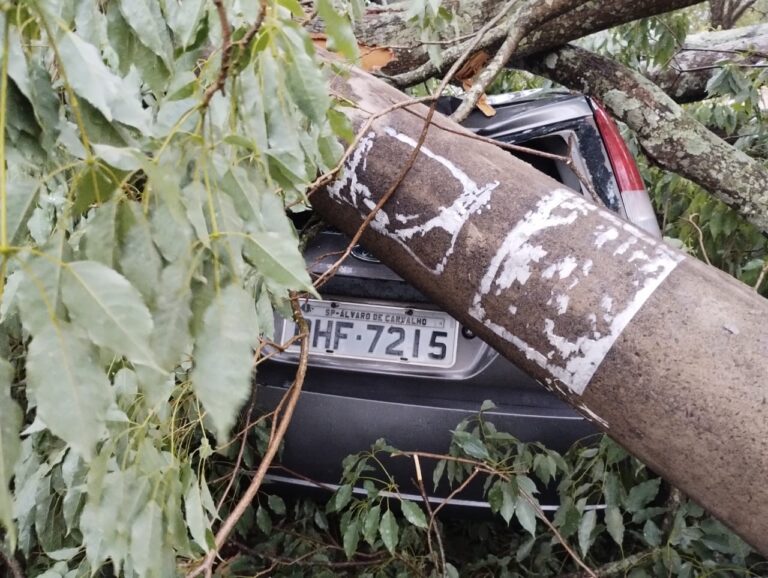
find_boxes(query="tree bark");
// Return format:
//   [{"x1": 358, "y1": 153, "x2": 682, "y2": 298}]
[
  {"x1": 709, "y1": 0, "x2": 757, "y2": 29},
  {"x1": 338, "y1": 0, "x2": 702, "y2": 82},
  {"x1": 521, "y1": 45, "x2": 768, "y2": 234},
  {"x1": 651, "y1": 23, "x2": 768, "y2": 102},
  {"x1": 313, "y1": 61, "x2": 768, "y2": 556}
]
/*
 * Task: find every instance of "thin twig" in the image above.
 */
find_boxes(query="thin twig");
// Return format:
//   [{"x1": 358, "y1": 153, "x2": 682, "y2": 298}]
[
  {"x1": 519, "y1": 489, "x2": 597, "y2": 578},
  {"x1": 201, "y1": 0, "x2": 267, "y2": 108},
  {"x1": 557, "y1": 549, "x2": 658, "y2": 578},
  {"x1": 412, "y1": 455, "x2": 446, "y2": 576},
  {"x1": 431, "y1": 467, "x2": 482, "y2": 521},
  {"x1": 386, "y1": 3, "x2": 517, "y2": 88},
  {"x1": 451, "y1": 0, "x2": 589, "y2": 122},
  {"x1": 754, "y1": 260, "x2": 768, "y2": 292},
  {"x1": 682, "y1": 214, "x2": 711, "y2": 266},
  {"x1": 392, "y1": 449, "x2": 511, "y2": 472},
  {"x1": 186, "y1": 293, "x2": 310, "y2": 578},
  {"x1": 215, "y1": 401, "x2": 256, "y2": 513},
  {"x1": 237, "y1": 0, "x2": 269, "y2": 51}
]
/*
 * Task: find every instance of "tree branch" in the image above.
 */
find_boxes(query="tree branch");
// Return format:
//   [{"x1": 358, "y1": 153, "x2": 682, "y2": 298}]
[
  {"x1": 651, "y1": 23, "x2": 768, "y2": 102},
  {"x1": 361, "y1": 0, "x2": 703, "y2": 85},
  {"x1": 450, "y1": 0, "x2": 589, "y2": 123},
  {"x1": 521, "y1": 44, "x2": 768, "y2": 234}
]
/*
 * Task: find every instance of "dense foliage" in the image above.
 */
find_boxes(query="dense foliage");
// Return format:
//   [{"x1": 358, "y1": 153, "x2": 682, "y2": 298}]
[
  {"x1": 0, "y1": 1, "x2": 766, "y2": 577},
  {"x1": 0, "y1": 0, "x2": 357, "y2": 575}
]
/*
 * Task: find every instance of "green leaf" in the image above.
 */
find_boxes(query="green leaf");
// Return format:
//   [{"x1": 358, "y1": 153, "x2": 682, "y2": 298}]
[
  {"x1": 452, "y1": 431, "x2": 489, "y2": 460},
  {"x1": 6, "y1": 169, "x2": 40, "y2": 245},
  {"x1": 182, "y1": 181, "x2": 210, "y2": 247},
  {"x1": 268, "y1": 494, "x2": 286, "y2": 516},
  {"x1": 331, "y1": 483, "x2": 353, "y2": 512},
  {"x1": 277, "y1": 0, "x2": 304, "y2": 16},
  {"x1": 150, "y1": 259, "x2": 193, "y2": 371},
  {"x1": 625, "y1": 478, "x2": 661, "y2": 512},
  {"x1": 605, "y1": 506, "x2": 624, "y2": 546},
  {"x1": 515, "y1": 495, "x2": 537, "y2": 536},
  {"x1": 150, "y1": 198, "x2": 193, "y2": 262},
  {"x1": 279, "y1": 25, "x2": 330, "y2": 123},
  {"x1": 61, "y1": 261, "x2": 156, "y2": 367},
  {"x1": 316, "y1": 0, "x2": 359, "y2": 60},
  {"x1": 342, "y1": 517, "x2": 360, "y2": 559},
  {"x1": 184, "y1": 476, "x2": 210, "y2": 552},
  {"x1": 55, "y1": 30, "x2": 150, "y2": 131},
  {"x1": 243, "y1": 232, "x2": 316, "y2": 296},
  {"x1": 26, "y1": 322, "x2": 113, "y2": 458},
  {"x1": 118, "y1": 202, "x2": 162, "y2": 306},
  {"x1": 480, "y1": 399, "x2": 497, "y2": 412},
  {"x1": 130, "y1": 501, "x2": 165, "y2": 578},
  {"x1": 500, "y1": 482, "x2": 517, "y2": 524},
  {"x1": 84, "y1": 197, "x2": 120, "y2": 267},
  {"x1": 378, "y1": 509, "x2": 399, "y2": 553},
  {"x1": 603, "y1": 472, "x2": 621, "y2": 507},
  {"x1": 118, "y1": 0, "x2": 173, "y2": 67},
  {"x1": 256, "y1": 504, "x2": 272, "y2": 534},
  {"x1": 643, "y1": 519, "x2": 662, "y2": 547},
  {"x1": 190, "y1": 284, "x2": 258, "y2": 443},
  {"x1": 165, "y1": 0, "x2": 207, "y2": 48},
  {"x1": 327, "y1": 108, "x2": 354, "y2": 142},
  {"x1": 362, "y1": 504, "x2": 381, "y2": 546},
  {"x1": 0, "y1": 358, "x2": 21, "y2": 549},
  {"x1": 71, "y1": 165, "x2": 123, "y2": 216},
  {"x1": 516, "y1": 535, "x2": 536, "y2": 562},
  {"x1": 92, "y1": 144, "x2": 143, "y2": 171},
  {"x1": 432, "y1": 459, "x2": 446, "y2": 490},
  {"x1": 578, "y1": 509, "x2": 597, "y2": 557},
  {"x1": 400, "y1": 499, "x2": 428, "y2": 529}
]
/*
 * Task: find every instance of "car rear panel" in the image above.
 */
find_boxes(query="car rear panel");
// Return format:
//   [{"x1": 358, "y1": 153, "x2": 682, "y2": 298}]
[{"x1": 256, "y1": 91, "x2": 651, "y2": 498}]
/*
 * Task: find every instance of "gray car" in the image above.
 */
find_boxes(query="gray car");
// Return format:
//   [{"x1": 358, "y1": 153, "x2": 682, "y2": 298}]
[{"x1": 257, "y1": 90, "x2": 660, "y2": 508}]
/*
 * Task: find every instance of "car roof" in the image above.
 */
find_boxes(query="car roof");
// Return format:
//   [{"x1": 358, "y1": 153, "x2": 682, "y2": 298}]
[{"x1": 438, "y1": 89, "x2": 594, "y2": 141}]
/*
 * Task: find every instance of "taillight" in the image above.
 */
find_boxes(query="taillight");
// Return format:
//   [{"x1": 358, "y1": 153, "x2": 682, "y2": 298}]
[{"x1": 591, "y1": 99, "x2": 661, "y2": 238}]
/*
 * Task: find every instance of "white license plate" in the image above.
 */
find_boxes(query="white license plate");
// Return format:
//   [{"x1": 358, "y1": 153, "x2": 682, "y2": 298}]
[{"x1": 281, "y1": 300, "x2": 458, "y2": 367}]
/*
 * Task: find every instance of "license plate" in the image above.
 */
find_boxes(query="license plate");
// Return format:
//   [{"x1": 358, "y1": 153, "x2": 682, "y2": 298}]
[{"x1": 281, "y1": 300, "x2": 458, "y2": 367}]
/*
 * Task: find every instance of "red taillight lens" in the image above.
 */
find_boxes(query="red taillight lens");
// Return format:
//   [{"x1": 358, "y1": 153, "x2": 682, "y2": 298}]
[
  {"x1": 591, "y1": 100, "x2": 645, "y2": 192},
  {"x1": 591, "y1": 99, "x2": 661, "y2": 238}
]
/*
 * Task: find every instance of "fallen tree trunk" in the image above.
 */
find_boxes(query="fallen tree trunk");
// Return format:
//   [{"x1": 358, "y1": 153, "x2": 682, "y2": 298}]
[
  {"x1": 652, "y1": 23, "x2": 768, "y2": 103},
  {"x1": 521, "y1": 44, "x2": 768, "y2": 234},
  {"x1": 325, "y1": 0, "x2": 702, "y2": 82},
  {"x1": 312, "y1": 62, "x2": 768, "y2": 555}
]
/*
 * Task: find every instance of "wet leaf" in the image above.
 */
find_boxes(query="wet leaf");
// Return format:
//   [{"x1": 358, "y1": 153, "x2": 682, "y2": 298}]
[
  {"x1": 578, "y1": 509, "x2": 597, "y2": 557},
  {"x1": 190, "y1": 284, "x2": 258, "y2": 443},
  {"x1": 0, "y1": 358, "x2": 21, "y2": 549},
  {"x1": 343, "y1": 517, "x2": 360, "y2": 559},
  {"x1": 56, "y1": 30, "x2": 149, "y2": 131},
  {"x1": 378, "y1": 509, "x2": 399, "y2": 553},
  {"x1": 362, "y1": 504, "x2": 381, "y2": 546},
  {"x1": 606, "y1": 505, "x2": 625, "y2": 545},
  {"x1": 400, "y1": 499, "x2": 428, "y2": 529},
  {"x1": 26, "y1": 323, "x2": 113, "y2": 458},
  {"x1": 61, "y1": 261, "x2": 156, "y2": 366}
]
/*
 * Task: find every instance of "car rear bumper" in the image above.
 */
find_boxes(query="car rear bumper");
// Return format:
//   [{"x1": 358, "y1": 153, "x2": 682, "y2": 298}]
[{"x1": 255, "y1": 383, "x2": 597, "y2": 502}]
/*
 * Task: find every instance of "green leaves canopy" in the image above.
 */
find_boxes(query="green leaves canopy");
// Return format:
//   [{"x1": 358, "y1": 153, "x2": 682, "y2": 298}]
[{"x1": 0, "y1": 0, "x2": 354, "y2": 573}]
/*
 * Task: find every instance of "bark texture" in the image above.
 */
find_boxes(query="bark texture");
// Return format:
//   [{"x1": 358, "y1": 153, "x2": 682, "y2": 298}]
[
  {"x1": 522, "y1": 45, "x2": 768, "y2": 234},
  {"x1": 709, "y1": 0, "x2": 757, "y2": 29},
  {"x1": 331, "y1": 0, "x2": 702, "y2": 82},
  {"x1": 652, "y1": 23, "x2": 768, "y2": 102},
  {"x1": 312, "y1": 62, "x2": 768, "y2": 555}
]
